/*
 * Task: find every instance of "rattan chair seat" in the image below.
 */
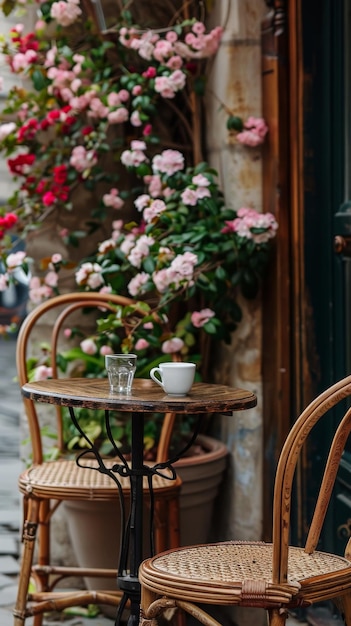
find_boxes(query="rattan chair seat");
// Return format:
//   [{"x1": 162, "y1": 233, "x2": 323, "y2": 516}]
[
  {"x1": 139, "y1": 376, "x2": 351, "y2": 626},
  {"x1": 139, "y1": 541, "x2": 351, "y2": 605},
  {"x1": 19, "y1": 459, "x2": 181, "y2": 500}
]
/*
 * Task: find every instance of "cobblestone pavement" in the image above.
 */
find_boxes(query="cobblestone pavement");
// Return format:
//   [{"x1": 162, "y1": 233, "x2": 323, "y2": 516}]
[
  {"x1": 0, "y1": 336, "x2": 114, "y2": 625},
  {"x1": 0, "y1": 336, "x2": 309, "y2": 626}
]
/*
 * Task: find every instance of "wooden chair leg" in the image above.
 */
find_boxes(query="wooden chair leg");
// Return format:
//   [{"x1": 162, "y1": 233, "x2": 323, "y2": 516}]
[
  {"x1": 268, "y1": 608, "x2": 288, "y2": 626},
  {"x1": 140, "y1": 586, "x2": 159, "y2": 626},
  {"x1": 341, "y1": 593, "x2": 351, "y2": 626},
  {"x1": 13, "y1": 497, "x2": 40, "y2": 626}
]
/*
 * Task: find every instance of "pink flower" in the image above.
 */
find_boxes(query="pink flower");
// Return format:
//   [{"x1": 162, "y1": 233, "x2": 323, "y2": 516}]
[
  {"x1": 100, "y1": 345, "x2": 113, "y2": 356},
  {"x1": 153, "y1": 268, "x2": 173, "y2": 293},
  {"x1": 51, "y1": 253, "x2": 62, "y2": 264},
  {"x1": 28, "y1": 276, "x2": 53, "y2": 303},
  {"x1": 6, "y1": 251, "x2": 26, "y2": 270},
  {"x1": 75, "y1": 262, "x2": 104, "y2": 288},
  {"x1": 63, "y1": 328, "x2": 72, "y2": 338},
  {"x1": 236, "y1": 130, "x2": 264, "y2": 147},
  {"x1": 135, "y1": 338, "x2": 150, "y2": 350},
  {"x1": 152, "y1": 149, "x2": 184, "y2": 175},
  {"x1": 108, "y1": 107, "x2": 129, "y2": 124},
  {"x1": 154, "y1": 70, "x2": 186, "y2": 98},
  {"x1": 166, "y1": 55, "x2": 183, "y2": 70},
  {"x1": 236, "y1": 117, "x2": 268, "y2": 147},
  {"x1": 191, "y1": 308, "x2": 215, "y2": 328},
  {"x1": 34, "y1": 365, "x2": 53, "y2": 381},
  {"x1": 80, "y1": 338, "x2": 97, "y2": 355},
  {"x1": 0, "y1": 122, "x2": 16, "y2": 141},
  {"x1": 98, "y1": 238, "x2": 116, "y2": 254},
  {"x1": 44, "y1": 271, "x2": 58, "y2": 287},
  {"x1": 50, "y1": 0, "x2": 82, "y2": 27},
  {"x1": 192, "y1": 174, "x2": 210, "y2": 187},
  {"x1": 143, "y1": 321, "x2": 154, "y2": 330},
  {"x1": 120, "y1": 234, "x2": 136, "y2": 255},
  {"x1": 143, "y1": 199, "x2": 166, "y2": 223},
  {"x1": 121, "y1": 144, "x2": 147, "y2": 167},
  {"x1": 107, "y1": 92, "x2": 121, "y2": 107},
  {"x1": 12, "y1": 49, "x2": 37, "y2": 72},
  {"x1": 103, "y1": 188, "x2": 124, "y2": 209},
  {"x1": 70, "y1": 146, "x2": 97, "y2": 173},
  {"x1": 135, "y1": 194, "x2": 150, "y2": 211},
  {"x1": 127, "y1": 272, "x2": 149, "y2": 296},
  {"x1": 192, "y1": 21, "x2": 206, "y2": 35},
  {"x1": 127, "y1": 235, "x2": 155, "y2": 268},
  {"x1": 221, "y1": 207, "x2": 278, "y2": 242},
  {"x1": 118, "y1": 89, "x2": 130, "y2": 102},
  {"x1": 145, "y1": 174, "x2": 162, "y2": 197},
  {"x1": 130, "y1": 110, "x2": 142, "y2": 126},
  {"x1": 162, "y1": 337, "x2": 184, "y2": 354},
  {"x1": 181, "y1": 188, "x2": 199, "y2": 206}
]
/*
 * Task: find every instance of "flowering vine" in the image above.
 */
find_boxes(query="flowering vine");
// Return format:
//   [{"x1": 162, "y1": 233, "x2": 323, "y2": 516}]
[{"x1": 0, "y1": 0, "x2": 276, "y2": 383}]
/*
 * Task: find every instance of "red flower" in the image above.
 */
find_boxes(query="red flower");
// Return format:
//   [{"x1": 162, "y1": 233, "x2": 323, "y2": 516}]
[
  {"x1": 53, "y1": 164, "x2": 67, "y2": 184},
  {"x1": 0, "y1": 212, "x2": 18, "y2": 232},
  {"x1": 42, "y1": 191, "x2": 56, "y2": 206},
  {"x1": 17, "y1": 118, "x2": 39, "y2": 142},
  {"x1": 82, "y1": 125, "x2": 94, "y2": 136},
  {"x1": 8, "y1": 153, "x2": 35, "y2": 175},
  {"x1": 46, "y1": 110, "x2": 61, "y2": 124}
]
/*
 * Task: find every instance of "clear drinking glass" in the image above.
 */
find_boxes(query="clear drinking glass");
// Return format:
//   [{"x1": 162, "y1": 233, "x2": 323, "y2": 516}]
[{"x1": 105, "y1": 354, "x2": 137, "y2": 394}]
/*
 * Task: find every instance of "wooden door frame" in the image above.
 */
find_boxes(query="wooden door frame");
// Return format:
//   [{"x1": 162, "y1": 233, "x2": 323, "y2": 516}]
[{"x1": 261, "y1": 0, "x2": 305, "y2": 540}]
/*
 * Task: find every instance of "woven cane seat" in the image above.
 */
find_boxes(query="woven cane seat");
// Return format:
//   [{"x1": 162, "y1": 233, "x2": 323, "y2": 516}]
[
  {"x1": 19, "y1": 459, "x2": 181, "y2": 500},
  {"x1": 139, "y1": 375, "x2": 351, "y2": 626},
  {"x1": 139, "y1": 542, "x2": 351, "y2": 605}
]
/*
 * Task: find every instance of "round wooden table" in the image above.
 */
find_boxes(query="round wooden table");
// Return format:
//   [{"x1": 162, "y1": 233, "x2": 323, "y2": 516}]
[{"x1": 22, "y1": 377, "x2": 257, "y2": 626}]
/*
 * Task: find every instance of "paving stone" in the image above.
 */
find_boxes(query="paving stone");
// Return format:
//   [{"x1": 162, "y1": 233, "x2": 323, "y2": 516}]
[
  {"x1": 0, "y1": 572, "x2": 15, "y2": 588},
  {"x1": 0, "y1": 555, "x2": 20, "y2": 574},
  {"x1": 0, "y1": 509, "x2": 21, "y2": 527},
  {"x1": 0, "y1": 581, "x2": 17, "y2": 605},
  {"x1": 0, "y1": 606, "x2": 18, "y2": 626},
  {"x1": 0, "y1": 535, "x2": 17, "y2": 555}
]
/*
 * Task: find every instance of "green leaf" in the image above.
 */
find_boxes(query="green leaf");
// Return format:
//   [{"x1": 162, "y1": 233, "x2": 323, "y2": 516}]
[
  {"x1": 142, "y1": 255, "x2": 155, "y2": 273},
  {"x1": 226, "y1": 115, "x2": 244, "y2": 131},
  {"x1": 215, "y1": 265, "x2": 227, "y2": 280},
  {"x1": 32, "y1": 70, "x2": 47, "y2": 91},
  {"x1": 203, "y1": 320, "x2": 218, "y2": 334}
]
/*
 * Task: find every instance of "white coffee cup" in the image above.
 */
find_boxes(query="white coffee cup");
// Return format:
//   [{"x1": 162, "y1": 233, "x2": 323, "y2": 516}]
[{"x1": 150, "y1": 362, "x2": 196, "y2": 396}]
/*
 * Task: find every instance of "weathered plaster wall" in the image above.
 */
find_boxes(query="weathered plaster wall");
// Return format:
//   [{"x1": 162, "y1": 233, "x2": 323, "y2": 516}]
[
  {"x1": 206, "y1": 3, "x2": 268, "y2": 624},
  {"x1": 206, "y1": 0, "x2": 267, "y2": 541}
]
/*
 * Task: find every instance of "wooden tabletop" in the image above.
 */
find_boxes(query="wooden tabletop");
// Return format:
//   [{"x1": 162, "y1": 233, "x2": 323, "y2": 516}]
[{"x1": 22, "y1": 378, "x2": 257, "y2": 414}]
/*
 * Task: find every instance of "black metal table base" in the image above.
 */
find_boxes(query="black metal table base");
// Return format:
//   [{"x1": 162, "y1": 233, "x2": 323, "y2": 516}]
[{"x1": 68, "y1": 406, "x2": 201, "y2": 626}]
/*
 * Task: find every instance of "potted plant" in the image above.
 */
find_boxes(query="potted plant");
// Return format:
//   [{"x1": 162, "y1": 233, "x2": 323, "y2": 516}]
[{"x1": 0, "y1": 0, "x2": 277, "y2": 582}]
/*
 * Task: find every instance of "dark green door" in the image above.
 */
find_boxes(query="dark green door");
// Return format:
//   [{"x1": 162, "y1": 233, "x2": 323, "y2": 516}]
[{"x1": 301, "y1": 0, "x2": 351, "y2": 554}]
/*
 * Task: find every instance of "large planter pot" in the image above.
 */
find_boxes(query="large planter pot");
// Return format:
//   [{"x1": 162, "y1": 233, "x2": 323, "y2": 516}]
[
  {"x1": 173, "y1": 434, "x2": 228, "y2": 546},
  {"x1": 64, "y1": 434, "x2": 228, "y2": 600}
]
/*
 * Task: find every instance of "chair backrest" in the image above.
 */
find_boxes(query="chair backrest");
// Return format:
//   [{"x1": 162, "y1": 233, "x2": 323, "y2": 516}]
[
  {"x1": 16, "y1": 291, "x2": 177, "y2": 465},
  {"x1": 272, "y1": 374, "x2": 351, "y2": 583}
]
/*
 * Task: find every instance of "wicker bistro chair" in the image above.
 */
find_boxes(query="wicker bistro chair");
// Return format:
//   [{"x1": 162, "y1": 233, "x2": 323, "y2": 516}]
[
  {"x1": 13, "y1": 292, "x2": 182, "y2": 626},
  {"x1": 139, "y1": 375, "x2": 351, "y2": 626}
]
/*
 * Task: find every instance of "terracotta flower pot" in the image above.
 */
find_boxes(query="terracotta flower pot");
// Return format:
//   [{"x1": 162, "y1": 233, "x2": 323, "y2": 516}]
[{"x1": 63, "y1": 434, "x2": 228, "y2": 605}]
